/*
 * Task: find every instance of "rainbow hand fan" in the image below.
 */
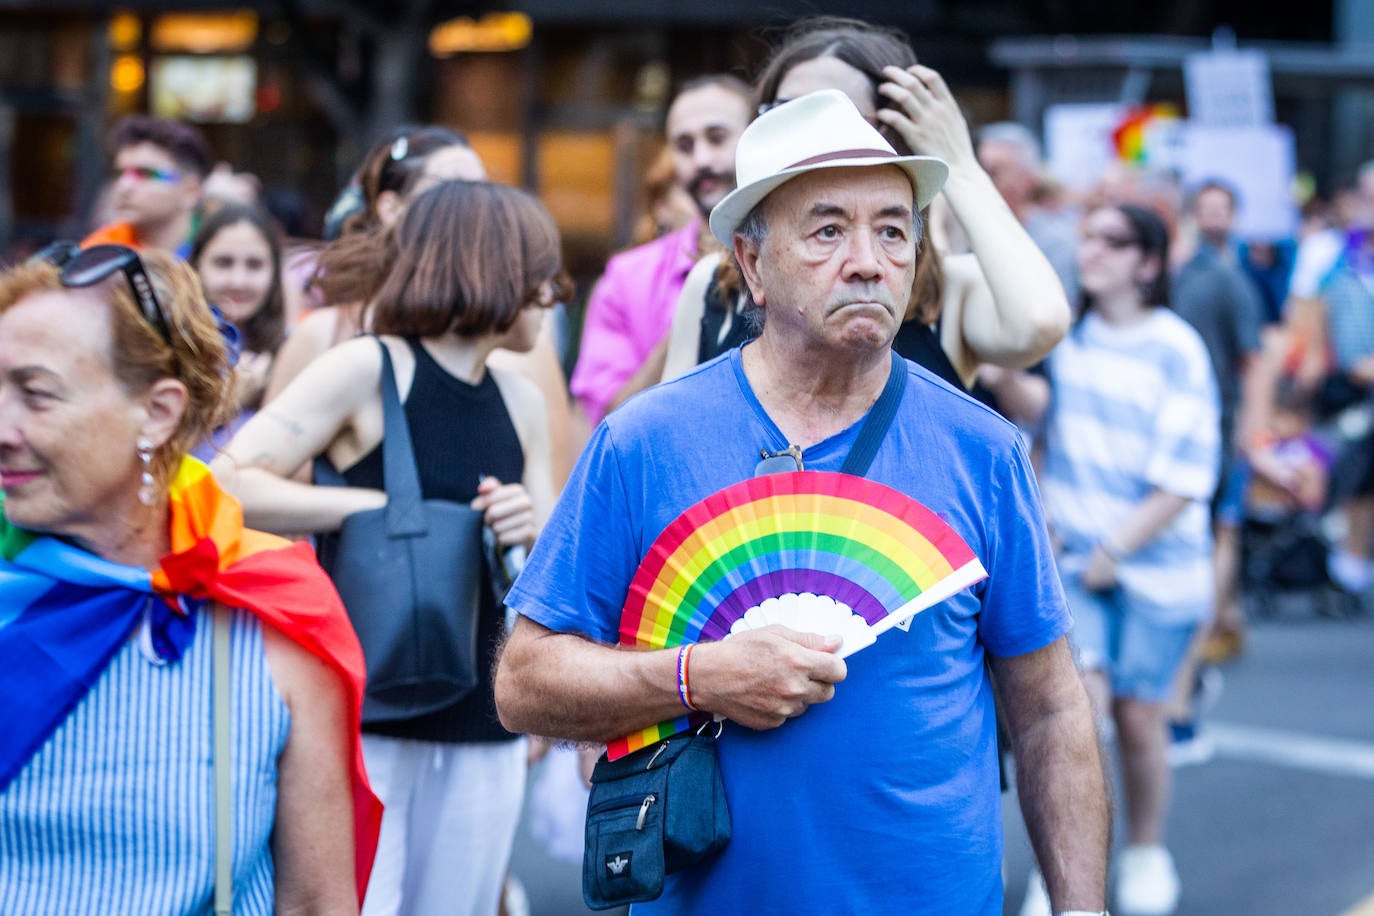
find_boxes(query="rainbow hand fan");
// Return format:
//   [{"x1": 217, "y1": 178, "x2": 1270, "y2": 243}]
[{"x1": 608, "y1": 470, "x2": 987, "y2": 759}]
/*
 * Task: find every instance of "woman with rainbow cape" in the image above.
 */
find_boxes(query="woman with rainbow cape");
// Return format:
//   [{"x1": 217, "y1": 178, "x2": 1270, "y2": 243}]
[{"x1": 0, "y1": 245, "x2": 380, "y2": 914}]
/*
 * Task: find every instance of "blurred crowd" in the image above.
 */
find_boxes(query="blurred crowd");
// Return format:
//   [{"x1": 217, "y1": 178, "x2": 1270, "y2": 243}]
[{"x1": 2, "y1": 12, "x2": 1371, "y2": 916}]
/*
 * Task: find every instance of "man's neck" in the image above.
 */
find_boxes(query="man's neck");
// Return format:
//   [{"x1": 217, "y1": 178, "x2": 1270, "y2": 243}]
[
  {"x1": 139, "y1": 212, "x2": 193, "y2": 252},
  {"x1": 694, "y1": 218, "x2": 718, "y2": 258},
  {"x1": 741, "y1": 335, "x2": 892, "y2": 449}
]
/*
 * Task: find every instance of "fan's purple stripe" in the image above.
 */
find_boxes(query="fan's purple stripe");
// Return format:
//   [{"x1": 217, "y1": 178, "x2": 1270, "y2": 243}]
[{"x1": 697, "y1": 570, "x2": 889, "y2": 639}]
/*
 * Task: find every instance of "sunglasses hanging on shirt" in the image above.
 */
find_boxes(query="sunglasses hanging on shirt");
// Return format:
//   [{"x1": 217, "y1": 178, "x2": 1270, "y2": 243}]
[{"x1": 755, "y1": 444, "x2": 804, "y2": 477}]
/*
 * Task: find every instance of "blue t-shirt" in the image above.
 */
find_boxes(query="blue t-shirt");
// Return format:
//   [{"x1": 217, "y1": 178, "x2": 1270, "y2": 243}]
[{"x1": 507, "y1": 347, "x2": 1070, "y2": 914}]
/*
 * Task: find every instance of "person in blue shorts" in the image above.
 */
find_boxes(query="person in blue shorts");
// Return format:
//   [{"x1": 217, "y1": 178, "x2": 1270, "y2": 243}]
[
  {"x1": 495, "y1": 90, "x2": 1109, "y2": 916},
  {"x1": 1034, "y1": 203, "x2": 1221, "y2": 916}
]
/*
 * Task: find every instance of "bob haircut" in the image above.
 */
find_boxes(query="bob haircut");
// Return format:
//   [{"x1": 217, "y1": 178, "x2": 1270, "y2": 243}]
[
  {"x1": 367, "y1": 181, "x2": 571, "y2": 339},
  {"x1": 190, "y1": 202, "x2": 287, "y2": 356},
  {"x1": 0, "y1": 252, "x2": 235, "y2": 486}
]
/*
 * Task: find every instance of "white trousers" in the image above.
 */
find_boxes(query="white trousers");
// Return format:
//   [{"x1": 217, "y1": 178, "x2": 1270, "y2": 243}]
[{"x1": 360, "y1": 734, "x2": 527, "y2": 916}]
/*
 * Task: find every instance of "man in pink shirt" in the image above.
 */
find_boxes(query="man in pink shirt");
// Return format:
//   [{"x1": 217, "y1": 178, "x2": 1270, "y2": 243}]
[{"x1": 571, "y1": 75, "x2": 752, "y2": 424}]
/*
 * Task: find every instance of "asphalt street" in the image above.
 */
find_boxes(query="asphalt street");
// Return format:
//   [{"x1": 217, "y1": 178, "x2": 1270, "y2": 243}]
[
  {"x1": 508, "y1": 595, "x2": 1374, "y2": 915},
  {"x1": 1002, "y1": 596, "x2": 1374, "y2": 916}
]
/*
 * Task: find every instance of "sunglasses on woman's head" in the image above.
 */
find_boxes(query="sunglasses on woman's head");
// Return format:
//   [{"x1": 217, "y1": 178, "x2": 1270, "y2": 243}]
[{"x1": 38, "y1": 243, "x2": 174, "y2": 346}]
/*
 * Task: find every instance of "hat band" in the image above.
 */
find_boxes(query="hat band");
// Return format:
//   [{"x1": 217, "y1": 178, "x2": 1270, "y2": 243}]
[{"x1": 784, "y1": 148, "x2": 897, "y2": 170}]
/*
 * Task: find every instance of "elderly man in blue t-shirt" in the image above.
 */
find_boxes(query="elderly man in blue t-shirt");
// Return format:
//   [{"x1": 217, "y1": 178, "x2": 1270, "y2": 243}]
[{"x1": 496, "y1": 89, "x2": 1109, "y2": 915}]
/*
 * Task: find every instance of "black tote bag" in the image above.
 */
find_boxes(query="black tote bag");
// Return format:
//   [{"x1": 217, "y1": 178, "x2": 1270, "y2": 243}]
[{"x1": 315, "y1": 338, "x2": 484, "y2": 724}]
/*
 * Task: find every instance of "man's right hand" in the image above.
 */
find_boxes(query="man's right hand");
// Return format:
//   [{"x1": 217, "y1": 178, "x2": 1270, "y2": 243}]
[{"x1": 688, "y1": 626, "x2": 847, "y2": 730}]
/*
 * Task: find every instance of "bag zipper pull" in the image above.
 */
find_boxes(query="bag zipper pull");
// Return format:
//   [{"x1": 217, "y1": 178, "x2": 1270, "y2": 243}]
[
  {"x1": 636, "y1": 794, "x2": 657, "y2": 831},
  {"x1": 646, "y1": 740, "x2": 669, "y2": 770}
]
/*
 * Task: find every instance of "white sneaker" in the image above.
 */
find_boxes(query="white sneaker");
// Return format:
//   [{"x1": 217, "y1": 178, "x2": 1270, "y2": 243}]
[
  {"x1": 1115, "y1": 844, "x2": 1180, "y2": 915},
  {"x1": 1329, "y1": 549, "x2": 1373, "y2": 594},
  {"x1": 1017, "y1": 866, "x2": 1053, "y2": 916},
  {"x1": 1166, "y1": 719, "x2": 1215, "y2": 768},
  {"x1": 500, "y1": 875, "x2": 530, "y2": 916}
]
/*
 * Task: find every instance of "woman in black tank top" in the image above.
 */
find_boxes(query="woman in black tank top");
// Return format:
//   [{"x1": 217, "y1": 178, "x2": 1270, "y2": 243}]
[{"x1": 213, "y1": 180, "x2": 572, "y2": 914}]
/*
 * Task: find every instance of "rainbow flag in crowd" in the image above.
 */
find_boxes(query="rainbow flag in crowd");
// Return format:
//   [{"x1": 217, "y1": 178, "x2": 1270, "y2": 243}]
[
  {"x1": 1111, "y1": 103, "x2": 1181, "y2": 164},
  {"x1": 0, "y1": 457, "x2": 381, "y2": 901}
]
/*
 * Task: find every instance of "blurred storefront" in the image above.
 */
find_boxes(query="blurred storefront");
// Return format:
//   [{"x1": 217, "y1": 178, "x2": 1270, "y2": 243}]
[
  {"x1": 0, "y1": 6, "x2": 343, "y2": 255},
  {"x1": 0, "y1": 0, "x2": 1344, "y2": 270}
]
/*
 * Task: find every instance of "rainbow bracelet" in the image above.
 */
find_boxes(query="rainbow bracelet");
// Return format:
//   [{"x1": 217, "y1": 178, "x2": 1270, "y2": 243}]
[{"x1": 676, "y1": 644, "x2": 699, "y2": 711}]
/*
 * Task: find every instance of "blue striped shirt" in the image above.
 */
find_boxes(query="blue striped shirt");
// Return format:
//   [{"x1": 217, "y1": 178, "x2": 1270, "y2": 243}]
[
  {"x1": 0, "y1": 608, "x2": 290, "y2": 914},
  {"x1": 1043, "y1": 309, "x2": 1220, "y2": 624},
  {"x1": 1320, "y1": 260, "x2": 1374, "y2": 372}
]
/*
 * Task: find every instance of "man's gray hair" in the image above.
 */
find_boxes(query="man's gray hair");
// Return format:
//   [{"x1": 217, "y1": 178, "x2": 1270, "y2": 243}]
[
  {"x1": 733, "y1": 205, "x2": 770, "y2": 336},
  {"x1": 977, "y1": 122, "x2": 1042, "y2": 171}
]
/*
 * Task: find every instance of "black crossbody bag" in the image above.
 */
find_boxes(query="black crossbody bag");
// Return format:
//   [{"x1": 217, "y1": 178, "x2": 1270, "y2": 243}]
[{"x1": 582, "y1": 351, "x2": 908, "y2": 910}]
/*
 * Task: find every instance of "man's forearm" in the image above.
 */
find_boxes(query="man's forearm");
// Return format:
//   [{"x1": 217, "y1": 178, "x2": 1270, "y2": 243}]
[
  {"x1": 1013, "y1": 690, "x2": 1112, "y2": 910},
  {"x1": 495, "y1": 617, "x2": 848, "y2": 742},
  {"x1": 494, "y1": 618, "x2": 686, "y2": 743},
  {"x1": 994, "y1": 640, "x2": 1111, "y2": 911}
]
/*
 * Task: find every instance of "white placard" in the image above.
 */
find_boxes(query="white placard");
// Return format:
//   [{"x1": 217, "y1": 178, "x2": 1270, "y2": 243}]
[
  {"x1": 1181, "y1": 123, "x2": 1297, "y2": 241},
  {"x1": 1142, "y1": 116, "x2": 1188, "y2": 172},
  {"x1": 1184, "y1": 50, "x2": 1274, "y2": 127},
  {"x1": 1043, "y1": 103, "x2": 1125, "y2": 192}
]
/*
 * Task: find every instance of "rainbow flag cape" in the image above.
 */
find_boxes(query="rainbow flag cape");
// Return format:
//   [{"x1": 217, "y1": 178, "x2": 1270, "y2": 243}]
[{"x1": 0, "y1": 457, "x2": 381, "y2": 902}]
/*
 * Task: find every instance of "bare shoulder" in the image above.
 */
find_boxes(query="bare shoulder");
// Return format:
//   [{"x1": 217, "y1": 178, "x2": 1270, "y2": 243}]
[
  {"x1": 489, "y1": 330, "x2": 564, "y2": 387},
  {"x1": 258, "y1": 612, "x2": 347, "y2": 716},
  {"x1": 290, "y1": 307, "x2": 343, "y2": 354},
  {"x1": 489, "y1": 362, "x2": 541, "y2": 406},
  {"x1": 490, "y1": 363, "x2": 547, "y2": 414},
  {"x1": 283, "y1": 334, "x2": 383, "y2": 395}
]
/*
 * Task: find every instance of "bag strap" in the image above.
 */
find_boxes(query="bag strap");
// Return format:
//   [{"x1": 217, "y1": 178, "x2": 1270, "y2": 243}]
[
  {"x1": 374, "y1": 336, "x2": 429, "y2": 537},
  {"x1": 212, "y1": 605, "x2": 232, "y2": 916},
  {"x1": 840, "y1": 350, "x2": 907, "y2": 477}
]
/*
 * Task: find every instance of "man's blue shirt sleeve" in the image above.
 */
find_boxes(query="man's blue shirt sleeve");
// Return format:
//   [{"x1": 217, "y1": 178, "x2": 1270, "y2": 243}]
[
  {"x1": 976, "y1": 434, "x2": 1072, "y2": 657},
  {"x1": 506, "y1": 422, "x2": 638, "y2": 645}
]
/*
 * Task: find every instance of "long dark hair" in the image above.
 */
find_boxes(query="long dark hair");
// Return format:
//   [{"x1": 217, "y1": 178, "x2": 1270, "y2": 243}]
[
  {"x1": 190, "y1": 202, "x2": 286, "y2": 356},
  {"x1": 754, "y1": 17, "x2": 917, "y2": 147},
  {"x1": 343, "y1": 125, "x2": 473, "y2": 238},
  {"x1": 315, "y1": 126, "x2": 477, "y2": 306},
  {"x1": 1077, "y1": 203, "x2": 1171, "y2": 326}
]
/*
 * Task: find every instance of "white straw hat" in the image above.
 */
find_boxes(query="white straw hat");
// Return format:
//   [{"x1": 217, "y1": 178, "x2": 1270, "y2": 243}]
[{"x1": 708, "y1": 89, "x2": 949, "y2": 248}]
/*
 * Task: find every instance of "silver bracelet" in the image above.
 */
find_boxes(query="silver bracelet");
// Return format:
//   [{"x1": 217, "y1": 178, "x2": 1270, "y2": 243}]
[{"x1": 1055, "y1": 910, "x2": 1109, "y2": 916}]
